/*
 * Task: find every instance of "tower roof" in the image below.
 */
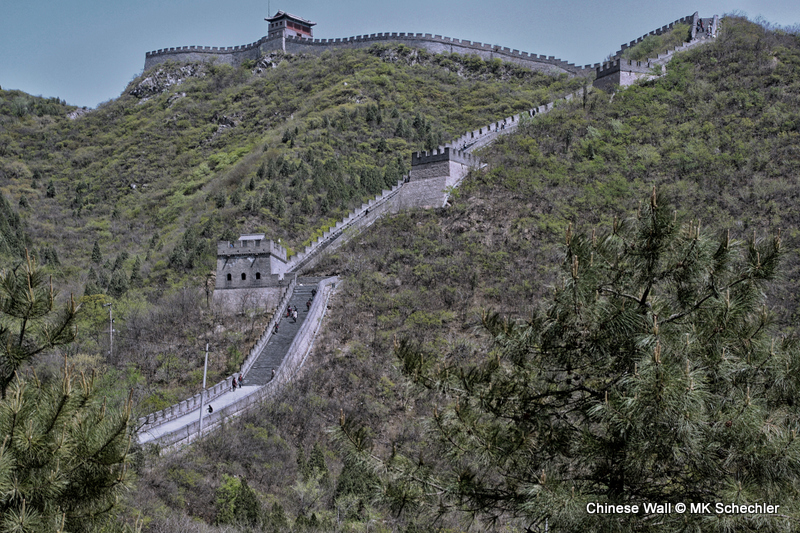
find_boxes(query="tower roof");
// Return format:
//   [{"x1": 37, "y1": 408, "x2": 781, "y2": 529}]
[{"x1": 264, "y1": 11, "x2": 316, "y2": 27}]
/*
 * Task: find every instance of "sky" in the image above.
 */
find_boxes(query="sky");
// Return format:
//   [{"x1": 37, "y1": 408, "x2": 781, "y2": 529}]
[{"x1": 2, "y1": 0, "x2": 799, "y2": 109}]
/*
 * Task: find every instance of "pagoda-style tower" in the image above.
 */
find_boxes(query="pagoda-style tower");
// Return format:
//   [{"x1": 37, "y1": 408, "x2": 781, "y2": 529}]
[{"x1": 266, "y1": 11, "x2": 316, "y2": 47}]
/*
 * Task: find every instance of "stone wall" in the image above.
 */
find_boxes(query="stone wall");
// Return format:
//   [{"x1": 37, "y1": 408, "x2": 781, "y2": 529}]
[
  {"x1": 140, "y1": 276, "x2": 336, "y2": 449},
  {"x1": 612, "y1": 13, "x2": 696, "y2": 58},
  {"x1": 211, "y1": 283, "x2": 289, "y2": 315},
  {"x1": 144, "y1": 31, "x2": 595, "y2": 76}
]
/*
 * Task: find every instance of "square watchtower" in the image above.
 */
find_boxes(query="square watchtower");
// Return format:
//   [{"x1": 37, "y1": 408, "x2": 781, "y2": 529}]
[{"x1": 213, "y1": 234, "x2": 290, "y2": 313}]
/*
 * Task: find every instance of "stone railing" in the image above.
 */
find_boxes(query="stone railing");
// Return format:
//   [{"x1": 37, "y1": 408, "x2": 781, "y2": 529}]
[
  {"x1": 612, "y1": 13, "x2": 696, "y2": 58},
  {"x1": 143, "y1": 276, "x2": 338, "y2": 449},
  {"x1": 136, "y1": 275, "x2": 297, "y2": 430},
  {"x1": 240, "y1": 274, "x2": 297, "y2": 377},
  {"x1": 286, "y1": 179, "x2": 407, "y2": 273},
  {"x1": 136, "y1": 374, "x2": 232, "y2": 429}
]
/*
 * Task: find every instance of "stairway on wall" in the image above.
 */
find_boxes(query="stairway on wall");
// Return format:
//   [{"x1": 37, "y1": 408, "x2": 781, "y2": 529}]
[
  {"x1": 243, "y1": 280, "x2": 317, "y2": 385},
  {"x1": 139, "y1": 91, "x2": 583, "y2": 446}
]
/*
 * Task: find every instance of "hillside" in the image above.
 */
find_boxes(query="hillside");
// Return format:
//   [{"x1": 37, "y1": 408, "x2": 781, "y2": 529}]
[
  {"x1": 0, "y1": 46, "x2": 582, "y2": 412},
  {"x1": 114, "y1": 16, "x2": 800, "y2": 533},
  {"x1": 1, "y1": 13, "x2": 800, "y2": 532}
]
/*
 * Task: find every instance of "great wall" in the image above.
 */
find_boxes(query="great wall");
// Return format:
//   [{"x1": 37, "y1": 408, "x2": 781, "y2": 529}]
[{"x1": 137, "y1": 11, "x2": 720, "y2": 449}]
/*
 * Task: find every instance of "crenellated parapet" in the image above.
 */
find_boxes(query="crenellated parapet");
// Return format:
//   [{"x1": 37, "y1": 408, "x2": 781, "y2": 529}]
[
  {"x1": 612, "y1": 13, "x2": 697, "y2": 58},
  {"x1": 411, "y1": 146, "x2": 479, "y2": 168},
  {"x1": 144, "y1": 29, "x2": 594, "y2": 77},
  {"x1": 213, "y1": 234, "x2": 291, "y2": 313},
  {"x1": 594, "y1": 12, "x2": 719, "y2": 90}
]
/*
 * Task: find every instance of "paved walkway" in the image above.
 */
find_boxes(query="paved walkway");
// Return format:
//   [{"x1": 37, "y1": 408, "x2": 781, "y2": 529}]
[
  {"x1": 138, "y1": 278, "x2": 324, "y2": 444},
  {"x1": 138, "y1": 385, "x2": 259, "y2": 443},
  {"x1": 243, "y1": 281, "x2": 316, "y2": 385}
]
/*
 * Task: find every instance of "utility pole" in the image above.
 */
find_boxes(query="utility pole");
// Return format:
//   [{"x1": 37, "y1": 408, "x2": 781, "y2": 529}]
[
  {"x1": 199, "y1": 343, "x2": 209, "y2": 434},
  {"x1": 103, "y1": 303, "x2": 113, "y2": 359}
]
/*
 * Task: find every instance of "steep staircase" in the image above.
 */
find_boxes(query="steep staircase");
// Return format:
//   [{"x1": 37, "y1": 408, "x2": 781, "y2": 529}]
[
  {"x1": 243, "y1": 280, "x2": 317, "y2": 386},
  {"x1": 138, "y1": 22, "x2": 719, "y2": 446}
]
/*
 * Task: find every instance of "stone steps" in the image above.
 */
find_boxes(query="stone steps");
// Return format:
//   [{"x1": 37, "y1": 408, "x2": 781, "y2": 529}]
[{"x1": 241, "y1": 280, "x2": 318, "y2": 386}]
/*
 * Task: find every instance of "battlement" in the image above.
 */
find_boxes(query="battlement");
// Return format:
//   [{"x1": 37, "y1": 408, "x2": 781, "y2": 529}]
[
  {"x1": 613, "y1": 13, "x2": 696, "y2": 58},
  {"x1": 596, "y1": 58, "x2": 655, "y2": 76},
  {"x1": 411, "y1": 146, "x2": 480, "y2": 168},
  {"x1": 143, "y1": 11, "x2": 719, "y2": 80},
  {"x1": 145, "y1": 36, "x2": 272, "y2": 58},
  {"x1": 144, "y1": 25, "x2": 594, "y2": 77},
  {"x1": 595, "y1": 13, "x2": 719, "y2": 90},
  {"x1": 281, "y1": 33, "x2": 591, "y2": 74},
  {"x1": 217, "y1": 236, "x2": 287, "y2": 261}
]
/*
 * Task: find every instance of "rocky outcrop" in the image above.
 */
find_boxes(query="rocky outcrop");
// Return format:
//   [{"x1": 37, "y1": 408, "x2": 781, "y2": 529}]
[{"x1": 129, "y1": 64, "x2": 205, "y2": 101}]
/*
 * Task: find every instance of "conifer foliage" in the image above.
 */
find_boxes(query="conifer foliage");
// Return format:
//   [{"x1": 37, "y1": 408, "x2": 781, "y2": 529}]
[
  {"x1": 340, "y1": 190, "x2": 800, "y2": 531},
  {"x1": 0, "y1": 253, "x2": 133, "y2": 532}
]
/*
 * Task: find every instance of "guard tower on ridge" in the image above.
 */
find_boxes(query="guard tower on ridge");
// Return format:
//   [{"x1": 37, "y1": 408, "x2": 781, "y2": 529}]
[
  {"x1": 266, "y1": 11, "x2": 316, "y2": 41},
  {"x1": 213, "y1": 234, "x2": 291, "y2": 313}
]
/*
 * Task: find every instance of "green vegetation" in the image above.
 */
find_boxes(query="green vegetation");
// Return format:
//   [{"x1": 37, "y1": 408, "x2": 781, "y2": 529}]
[
  {"x1": 343, "y1": 191, "x2": 798, "y2": 531},
  {"x1": 0, "y1": 253, "x2": 133, "y2": 532},
  {"x1": 620, "y1": 23, "x2": 691, "y2": 61},
  {"x1": 123, "y1": 17, "x2": 800, "y2": 532},
  {"x1": 0, "y1": 44, "x2": 578, "y2": 419},
  {"x1": 1, "y1": 13, "x2": 800, "y2": 532}
]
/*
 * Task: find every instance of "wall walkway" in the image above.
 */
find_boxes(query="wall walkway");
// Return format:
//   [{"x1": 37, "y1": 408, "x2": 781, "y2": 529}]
[
  {"x1": 138, "y1": 277, "x2": 337, "y2": 449},
  {"x1": 136, "y1": 36, "x2": 706, "y2": 446}
]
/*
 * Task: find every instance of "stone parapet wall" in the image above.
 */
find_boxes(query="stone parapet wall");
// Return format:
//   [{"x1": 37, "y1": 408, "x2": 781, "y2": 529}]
[
  {"x1": 613, "y1": 13, "x2": 696, "y2": 58},
  {"x1": 594, "y1": 36, "x2": 712, "y2": 90},
  {"x1": 144, "y1": 31, "x2": 595, "y2": 76},
  {"x1": 141, "y1": 277, "x2": 336, "y2": 449},
  {"x1": 143, "y1": 36, "x2": 282, "y2": 71},
  {"x1": 282, "y1": 33, "x2": 594, "y2": 76},
  {"x1": 211, "y1": 285, "x2": 287, "y2": 314},
  {"x1": 287, "y1": 179, "x2": 406, "y2": 273}
]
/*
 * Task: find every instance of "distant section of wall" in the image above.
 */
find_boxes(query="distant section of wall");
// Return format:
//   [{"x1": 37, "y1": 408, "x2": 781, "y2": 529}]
[
  {"x1": 595, "y1": 13, "x2": 719, "y2": 90},
  {"x1": 144, "y1": 31, "x2": 595, "y2": 76},
  {"x1": 143, "y1": 35, "x2": 284, "y2": 71},
  {"x1": 594, "y1": 36, "x2": 712, "y2": 90},
  {"x1": 282, "y1": 33, "x2": 594, "y2": 76},
  {"x1": 612, "y1": 13, "x2": 696, "y2": 58}
]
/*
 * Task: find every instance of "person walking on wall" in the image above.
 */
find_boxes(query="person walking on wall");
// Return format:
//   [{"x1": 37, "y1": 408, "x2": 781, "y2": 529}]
[
  {"x1": 238, "y1": 374, "x2": 243, "y2": 387},
  {"x1": 207, "y1": 405, "x2": 213, "y2": 414},
  {"x1": 271, "y1": 368, "x2": 276, "y2": 380},
  {"x1": 232, "y1": 377, "x2": 237, "y2": 391},
  {"x1": 292, "y1": 309, "x2": 298, "y2": 323}
]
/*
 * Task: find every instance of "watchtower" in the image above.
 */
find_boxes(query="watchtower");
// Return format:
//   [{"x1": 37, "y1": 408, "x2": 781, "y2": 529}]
[
  {"x1": 396, "y1": 147, "x2": 479, "y2": 210},
  {"x1": 266, "y1": 11, "x2": 315, "y2": 40},
  {"x1": 213, "y1": 234, "x2": 290, "y2": 313}
]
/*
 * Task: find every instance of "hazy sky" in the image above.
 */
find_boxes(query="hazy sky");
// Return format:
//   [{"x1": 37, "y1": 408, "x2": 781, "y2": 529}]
[{"x1": 2, "y1": 0, "x2": 799, "y2": 108}]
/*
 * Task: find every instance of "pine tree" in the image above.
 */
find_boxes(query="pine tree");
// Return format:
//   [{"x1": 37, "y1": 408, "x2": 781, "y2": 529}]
[
  {"x1": 339, "y1": 190, "x2": 800, "y2": 531},
  {"x1": 129, "y1": 256, "x2": 142, "y2": 288},
  {"x1": 91, "y1": 241, "x2": 102, "y2": 264},
  {"x1": 108, "y1": 269, "x2": 129, "y2": 298},
  {"x1": 0, "y1": 252, "x2": 132, "y2": 531}
]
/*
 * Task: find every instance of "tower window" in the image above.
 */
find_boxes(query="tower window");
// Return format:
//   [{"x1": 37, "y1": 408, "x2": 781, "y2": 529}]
[
  {"x1": 227, "y1": 273, "x2": 232, "y2": 281},
  {"x1": 256, "y1": 272, "x2": 261, "y2": 280},
  {"x1": 241, "y1": 273, "x2": 247, "y2": 281}
]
